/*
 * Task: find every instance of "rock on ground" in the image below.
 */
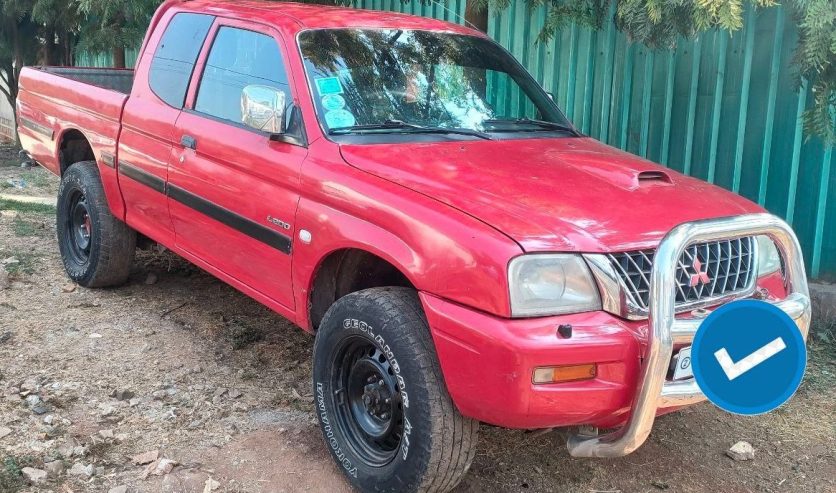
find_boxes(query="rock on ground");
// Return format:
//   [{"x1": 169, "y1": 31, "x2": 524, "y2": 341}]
[
  {"x1": 143, "y1": 458, "x2": 179, "y2": 478},
  {"x1": 22, "y1": 467, "x2": 48, "y2": 483},
  {"x1": 204, "y1": 478, "x2": 221, "y2": 492},
  {"x1": 44, "y1": 460, "x2": 64, "y2": 478},
  {"x1": 68, "y1": 462, "x2": 96, "y2": 478},
  {"x1": 132, "y1": 449, "x2": 159, "y2": 465},
  {"x1": 727, "y1": 441, "x2": 755, "y2": 461}
]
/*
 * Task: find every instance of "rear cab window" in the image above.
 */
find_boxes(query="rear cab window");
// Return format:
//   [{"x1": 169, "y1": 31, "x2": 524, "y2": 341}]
[{"x1": 149, "y1": 13, "x2": 214, "y2": 108}]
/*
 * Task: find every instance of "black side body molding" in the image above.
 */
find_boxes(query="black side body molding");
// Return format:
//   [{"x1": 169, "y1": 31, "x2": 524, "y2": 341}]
[{"x1": 117, "y1": 162, "x2": 292, "y2": 255}]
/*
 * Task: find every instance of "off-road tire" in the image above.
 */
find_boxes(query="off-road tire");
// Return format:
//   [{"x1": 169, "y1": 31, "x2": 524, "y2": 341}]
[
  {"x1": 313, "y1": 287, "x2": 479, "y2": 493},
  {"x1": 57, "y1": 161, "x2": 136, "y2": 287}
]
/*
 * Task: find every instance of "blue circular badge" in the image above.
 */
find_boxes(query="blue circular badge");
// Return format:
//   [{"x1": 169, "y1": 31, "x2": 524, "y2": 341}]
[
  {"x1": 692, "y1": 300, "x2": 806, "y2": 415},
  {"x1": 324, "y1": 109, "x2": 356, "y2": 129},
  {"x1": 321, "y1": 94, "x2": 346, "y2": 111}
]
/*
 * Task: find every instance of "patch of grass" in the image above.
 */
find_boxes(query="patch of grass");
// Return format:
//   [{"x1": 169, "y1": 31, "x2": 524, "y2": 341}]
[
  {"x1": 801, "y1": 320, "x2": 836, "y2": 393},
  {"x1": 0, "y1": 198, "x2": 55, "y2": 215},
  {"x1": 227, "y1": 321, "x2": 265, "y2": 350},
  {"x1": 22, "y1": 170, "x2": 53, "y2": 188},
  {"x1": 0, "y1": 455, "x2": 36, "y2": 492},
  {"x1": 0, "y1": 457, "x2": 24, "y2": 492},
  {"x1": 0, "y1": 250, "x2": 42, "y2": 276},
  {"x1": 12, "y1": 216, "x2": 48, "y2": 237}
]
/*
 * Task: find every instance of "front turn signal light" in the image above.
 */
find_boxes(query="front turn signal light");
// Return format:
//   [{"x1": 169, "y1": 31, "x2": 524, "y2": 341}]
[{"x1": 533, "y1": 364, "x2": 597, "y2": 384}]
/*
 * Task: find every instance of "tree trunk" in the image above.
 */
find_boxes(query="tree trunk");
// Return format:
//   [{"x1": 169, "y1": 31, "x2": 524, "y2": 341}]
[
  {"x1": 41, "y1": 29, "x2": 61, "y2": 66},
  {"x1": 465, "y1": 1, "x2": 489, "y2": 33},
  {"x1": 10, "y1": 19, "x2": 22, "y2": 146},
  {"x1": 112, "y1": 47, "x2": 126, "y2": 69},
  {"x1": 1, "y1": 66, "x2": 19, "y2": 146}
]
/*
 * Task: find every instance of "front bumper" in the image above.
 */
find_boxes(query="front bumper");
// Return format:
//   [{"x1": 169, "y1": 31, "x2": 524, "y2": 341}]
[{"x1": 421, "y1": 214, "x2": 811, "y2": 457}]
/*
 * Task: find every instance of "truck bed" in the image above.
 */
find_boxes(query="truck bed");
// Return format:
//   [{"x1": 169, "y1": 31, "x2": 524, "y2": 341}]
[
  {"x1": 41, "y1": 67, "x2": 134, "y2": 94},
  {"x1": 16, "y1": 66, "x2": 131, "y2": 177}
]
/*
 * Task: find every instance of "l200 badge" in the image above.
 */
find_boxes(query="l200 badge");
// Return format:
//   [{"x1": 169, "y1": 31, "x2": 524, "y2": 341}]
[{"x1": 267, "y1": 216, "x2": 291, "y2": 230}]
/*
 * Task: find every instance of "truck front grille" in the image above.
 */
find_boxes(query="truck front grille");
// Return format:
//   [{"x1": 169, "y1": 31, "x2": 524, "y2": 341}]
[{"x1": 607, "y1": 236, "x2": 756, "y2": 312}]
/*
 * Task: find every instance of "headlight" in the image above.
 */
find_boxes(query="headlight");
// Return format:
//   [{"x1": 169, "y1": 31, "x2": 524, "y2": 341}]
[
  {"x1": 508, "y1": 254, "x2": 602, "y2": 317},
  {"x1": 756, "y1": 235, "x2": 782, "y2": 276}
]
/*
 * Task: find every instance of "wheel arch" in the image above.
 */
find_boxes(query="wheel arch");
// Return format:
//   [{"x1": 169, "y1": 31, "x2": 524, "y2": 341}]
[
  {"x1": 307, "y1": 247, "x2": 417, "y2": 331},
  {"x1": 54, "y1": 126, "x2": 126, "y2": 220},
  {"x1": 55, "y1": 127, "x2": 95, "y2": 176}
]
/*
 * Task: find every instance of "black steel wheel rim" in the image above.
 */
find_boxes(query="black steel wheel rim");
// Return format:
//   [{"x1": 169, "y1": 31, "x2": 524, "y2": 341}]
[
  {"x1": 66, "y1": 189, "x2": 92, "y2": 265},
  {"x1": 331, "y1": 336, "x2": 404, "y2": 467}
]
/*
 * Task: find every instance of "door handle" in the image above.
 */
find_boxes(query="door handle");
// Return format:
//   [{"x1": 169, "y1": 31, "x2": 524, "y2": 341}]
[{"x1": 181, "y1": 135, "x2": 197, "y2": 150}]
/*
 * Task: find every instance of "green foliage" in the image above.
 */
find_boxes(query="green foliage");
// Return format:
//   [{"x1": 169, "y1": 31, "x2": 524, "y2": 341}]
[
  {"x1": 76, "y1": 0, "x2": 160, "y2": 58},
  {"x1": 0, "y1": 1, "x2": 42, "y2": 143},
  {"x1": 0, "y1": 198, "x2": 57, "y2": 214},
  {"x1": 792, "y1": 0, "x2": 836, "y2": 144},
  {"x1": 0, "y1": 455, "x2": 26, "y2": 492}
]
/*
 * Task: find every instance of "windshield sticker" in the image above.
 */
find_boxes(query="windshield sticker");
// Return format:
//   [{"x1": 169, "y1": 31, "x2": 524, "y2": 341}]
[
  {"x1": 315, "y1": 77, "x2": 344, "y2": 96},
  {"x1": 325, "y1": 109, "x2": 356, "y2": 129},
  {"x1": 321, "y1": 94, "x2": 346, "y2": 111}
]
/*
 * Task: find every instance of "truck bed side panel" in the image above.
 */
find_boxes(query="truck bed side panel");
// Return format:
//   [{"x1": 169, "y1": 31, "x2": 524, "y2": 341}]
[{"x1": 17, "y1": 67, "x2": 130, "y2": 218}]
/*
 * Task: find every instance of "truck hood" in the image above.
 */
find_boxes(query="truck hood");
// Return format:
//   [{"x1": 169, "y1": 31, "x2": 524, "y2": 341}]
[{"x1": 339, "y1": 137, "x2": 764, "y2": 252}]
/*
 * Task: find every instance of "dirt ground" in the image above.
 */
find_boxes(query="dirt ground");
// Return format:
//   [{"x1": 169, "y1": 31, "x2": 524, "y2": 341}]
[{"x1": 0, "y1": 143, "x2": 834, "y2": 493}]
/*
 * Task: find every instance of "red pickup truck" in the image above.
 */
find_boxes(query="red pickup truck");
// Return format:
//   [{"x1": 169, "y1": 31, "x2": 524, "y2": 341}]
[{"x1": 17, "y1": 1, "x2": 812, "y2": 491}]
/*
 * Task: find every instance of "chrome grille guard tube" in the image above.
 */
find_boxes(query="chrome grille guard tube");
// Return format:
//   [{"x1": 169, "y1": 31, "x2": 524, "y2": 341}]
[{"x1": 567, "y1": 213, "x2": 812, "y2": 458}]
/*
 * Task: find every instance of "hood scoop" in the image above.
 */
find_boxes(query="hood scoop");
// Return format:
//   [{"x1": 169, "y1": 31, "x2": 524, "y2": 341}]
[{"x1": 637, "y1": 170, "x2": 672, "y2": 185}]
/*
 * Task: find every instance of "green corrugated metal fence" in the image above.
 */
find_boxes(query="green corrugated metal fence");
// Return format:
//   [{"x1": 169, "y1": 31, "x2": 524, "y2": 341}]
[
  {"x1": 352, "y1": 0, "x2": 467, "y2": 23},
  {"x1": 74, "y1": 48, "x2": 139, "y2": 68},
  {"x1": 77, "y1": 1, "x2": 836, "y2": 279}
]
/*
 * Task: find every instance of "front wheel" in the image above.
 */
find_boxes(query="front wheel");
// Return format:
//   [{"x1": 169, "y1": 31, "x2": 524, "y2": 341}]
[
  {"x1": 57, "y1": 161, "x2": 136, "y2": 287},
  {"x1": 313, "y1": 287, "x2": 478, "y2": 493}
]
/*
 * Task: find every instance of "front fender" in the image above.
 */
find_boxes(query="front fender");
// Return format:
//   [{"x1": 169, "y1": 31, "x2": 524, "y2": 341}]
[{"x1": 292, "y1": 189, "x2": 521, "y2": 329}]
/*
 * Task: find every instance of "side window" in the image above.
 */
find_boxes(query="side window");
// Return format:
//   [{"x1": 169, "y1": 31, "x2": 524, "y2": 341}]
[
  {"x1": 195, "y1": 27, "x2": 291, "y2": 124},
  {"x1": 148, "y1": 13, "x2": 214, "y2": 108}
]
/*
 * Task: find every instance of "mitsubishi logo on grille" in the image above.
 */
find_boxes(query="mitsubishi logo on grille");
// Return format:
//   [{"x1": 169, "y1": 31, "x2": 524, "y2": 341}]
[{"x1": 689, "y1": 258, "x2": 711, "y2": 287}]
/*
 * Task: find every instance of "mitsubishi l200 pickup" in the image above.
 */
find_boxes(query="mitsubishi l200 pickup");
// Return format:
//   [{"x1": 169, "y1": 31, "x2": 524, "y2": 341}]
[{"x1": 16, "y1": 1, "x2": 812, "y2": 491}]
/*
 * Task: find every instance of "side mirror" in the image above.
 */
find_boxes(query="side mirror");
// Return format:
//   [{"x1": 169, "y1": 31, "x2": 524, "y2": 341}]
[{"x1": 241, "y1": 85, "x2": 287, "y2": 134}]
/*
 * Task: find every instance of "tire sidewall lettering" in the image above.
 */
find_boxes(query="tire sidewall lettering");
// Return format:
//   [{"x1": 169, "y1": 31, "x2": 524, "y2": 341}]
[
  {"x1": 342, "y1": 318, "x2": 410, "y2": 411},
  {"x1": 316, "y1": 382, "x2": 358, "y2": 478}
]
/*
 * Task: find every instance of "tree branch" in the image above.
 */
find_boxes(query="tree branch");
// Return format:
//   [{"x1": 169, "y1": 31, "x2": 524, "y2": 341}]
[{"x1": 0, "y1": 82, "x2": 14, "y2": 110}]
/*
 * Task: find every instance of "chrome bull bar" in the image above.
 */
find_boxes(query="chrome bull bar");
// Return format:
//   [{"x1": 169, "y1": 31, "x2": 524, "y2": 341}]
[{"x1": 567, "y1": 213, "x2": 811, "y2": 458}]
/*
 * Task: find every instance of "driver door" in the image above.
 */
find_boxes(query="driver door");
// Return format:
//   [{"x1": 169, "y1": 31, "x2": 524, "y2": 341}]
[{"x1": 168, "y1": 18, "x2": 306, "y2": 310}]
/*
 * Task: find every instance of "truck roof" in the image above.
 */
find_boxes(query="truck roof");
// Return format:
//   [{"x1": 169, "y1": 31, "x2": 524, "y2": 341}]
[{"x1": 180, "y1": 0, "x2": 481, "y2": 36}]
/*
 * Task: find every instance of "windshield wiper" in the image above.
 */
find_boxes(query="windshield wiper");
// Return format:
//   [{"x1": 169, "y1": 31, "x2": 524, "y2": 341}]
[
  {"x1": 483, "y1": 118, "x2": 579, "y2": 135},
  {"x1": 329, "y1": 119, "x2": 492, "y2": 140}
]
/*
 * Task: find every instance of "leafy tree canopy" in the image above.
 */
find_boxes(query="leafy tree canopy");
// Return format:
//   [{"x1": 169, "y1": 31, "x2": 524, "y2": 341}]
[{"x1": 76, "y1": 0, "x2": 159, "y2": 67}]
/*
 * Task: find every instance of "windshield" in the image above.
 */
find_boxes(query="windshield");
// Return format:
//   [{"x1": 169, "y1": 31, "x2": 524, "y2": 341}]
[{"x1": 299, "y1": 29, "x2": 574, "y2": 139}]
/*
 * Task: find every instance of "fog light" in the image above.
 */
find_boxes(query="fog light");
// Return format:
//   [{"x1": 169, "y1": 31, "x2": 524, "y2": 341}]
[{"x1": 532, "y1": 364, "x2": 597, "y2": 384}]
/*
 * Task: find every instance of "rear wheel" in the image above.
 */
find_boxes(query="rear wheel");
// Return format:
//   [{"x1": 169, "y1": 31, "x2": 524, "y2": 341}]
[
  {"x1": 57, "y1": 161, "x2": 136, "y2": 287},
  {"x1": 313, "y1": 287, "x2": 478, "y2": 493}
]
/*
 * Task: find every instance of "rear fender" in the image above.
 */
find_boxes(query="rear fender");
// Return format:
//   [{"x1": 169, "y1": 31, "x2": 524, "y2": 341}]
[{"x1": 55, "y1": 126, "x2": 126, "y2": 219}]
